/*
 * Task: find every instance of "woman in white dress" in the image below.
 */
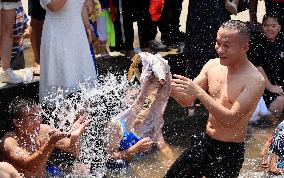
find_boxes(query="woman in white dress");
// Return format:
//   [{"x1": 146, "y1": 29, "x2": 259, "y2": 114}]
[{"x1": 39, "y1": 0, "x2": 97, "y2": 104}]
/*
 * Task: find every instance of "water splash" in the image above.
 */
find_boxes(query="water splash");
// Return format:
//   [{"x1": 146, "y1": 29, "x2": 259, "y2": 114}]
[{"x1": 40, "y1": 72, "x2": 139, "y2": 177}]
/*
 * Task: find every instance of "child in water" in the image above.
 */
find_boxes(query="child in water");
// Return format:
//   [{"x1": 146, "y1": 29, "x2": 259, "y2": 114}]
[
  {"x1": 225, "y1": 0, "x2": 239, "y2": 15},
  {"x1": 106, "y1": 117, "x2": 154, "y2": 171}
]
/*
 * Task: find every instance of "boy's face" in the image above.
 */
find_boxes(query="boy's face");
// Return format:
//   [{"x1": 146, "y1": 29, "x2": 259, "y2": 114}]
[
  {"x1": 262, "y1": 17, "x2": 281, "y2": 42},
  {"x1": 84, "y1": 0, "x2": 94, "y2": 16},
  {"x1": 14, "y1": 104, "x2": 42, "y2": 135}
]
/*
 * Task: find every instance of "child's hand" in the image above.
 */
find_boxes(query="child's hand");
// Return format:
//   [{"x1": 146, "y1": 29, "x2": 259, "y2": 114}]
[
  {"x1": 133, "y1": 137, "x2": 154, "y2": 154},
  {"x1": 23, "y1": 27, "x2": 30, "y2": 39},
  {"x1": 87, "y1": 27, "x2": 94, "y2": 43}
]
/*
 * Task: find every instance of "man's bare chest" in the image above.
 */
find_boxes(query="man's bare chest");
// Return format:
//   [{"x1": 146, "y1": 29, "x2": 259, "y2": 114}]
[{"x1": 208, "y1": 75, "x2": 244, "y2": 105}]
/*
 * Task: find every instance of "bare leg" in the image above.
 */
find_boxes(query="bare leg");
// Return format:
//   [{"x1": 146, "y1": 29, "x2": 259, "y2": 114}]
[
  {"x1": 157, "y1": 135, "x2": 177, "y2": 170},
  {"x1": 225, "y1": 0, "x2": 239, "y2": 15},
  {"x1": 0, "y1": 9, "x2": 16, "y2": 70},
  {"x1": 259, "y1": 137, "x2": 272, "y2": 171},
  {"x1": 30, "y1": 17, "x2": 44, "y2": 74}
]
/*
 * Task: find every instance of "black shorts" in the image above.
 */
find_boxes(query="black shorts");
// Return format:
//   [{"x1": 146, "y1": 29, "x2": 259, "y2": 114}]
[
  {"x1": 28, "y1": 0, "x2": 46, "y2": 21},
  {"x1": 164, "y1": 132, "x2": 245, "y2": 178}
]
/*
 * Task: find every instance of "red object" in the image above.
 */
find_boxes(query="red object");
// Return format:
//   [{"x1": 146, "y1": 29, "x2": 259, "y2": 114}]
[
  {"x1": 110, "y1": 0, "x2": 116, "y2": 22},
  {"x1": 149, "y1": 0, "x2": 164, "y2": 22}
]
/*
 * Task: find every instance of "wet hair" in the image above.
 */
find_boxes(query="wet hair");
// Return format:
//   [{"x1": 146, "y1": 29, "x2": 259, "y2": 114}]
[
  {"x1": 262, "y1": 14, "x2": 282, "y2": 26},
  {"x1": 8, "y1": 96, "x2": 37, "y2": 120},
  {"x1": 221, "y1": 20, "x2": 251, "y2": 42}
]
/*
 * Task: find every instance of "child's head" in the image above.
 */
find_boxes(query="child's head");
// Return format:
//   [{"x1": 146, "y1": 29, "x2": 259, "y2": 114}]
[
  {"x1": 84, "y1": 0, "x2": 95, "y2": 16},
  {"x1": 262, "y1": 14, "x2": 282, "y2": 42}
]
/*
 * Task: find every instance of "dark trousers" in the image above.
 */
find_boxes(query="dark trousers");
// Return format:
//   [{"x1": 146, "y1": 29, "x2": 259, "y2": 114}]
[
  {"x1": 150, "y1": 0, "x2": 184, "y2": 45},
  {"x1": 112, "y1": 0, "x2": 154, "y2": 51},
  {"x1": 160, "y1": 0, "x2": 184, "y2": 43},
  {"x1": 164, "y1": 132, "x2": 245, "y2": 178}
]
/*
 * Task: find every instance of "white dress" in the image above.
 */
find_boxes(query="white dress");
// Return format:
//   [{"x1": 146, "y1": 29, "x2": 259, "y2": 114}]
[{"x1": 39, "y1": 0, "x2": 97, "y2": 102}]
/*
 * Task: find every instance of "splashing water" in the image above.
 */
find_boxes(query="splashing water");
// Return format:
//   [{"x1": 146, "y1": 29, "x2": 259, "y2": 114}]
[
  {"x1": 36, "y1": 71, "x2": 280, "y2": 177},
  {"x1": 40, "y1": 72, "x2": 139, "y2": 177}
]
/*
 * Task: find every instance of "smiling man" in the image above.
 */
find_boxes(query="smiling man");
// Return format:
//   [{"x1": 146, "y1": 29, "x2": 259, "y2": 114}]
[{"x1": 164, "y1": 20, "x2": 265, "y2": 178}]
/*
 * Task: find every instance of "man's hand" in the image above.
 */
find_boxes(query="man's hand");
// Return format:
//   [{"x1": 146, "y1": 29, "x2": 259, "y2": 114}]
[
  {"x1": 70, "y1": 116, "x2": 90, "y2": 139},
  {"x1": 171, "y1": 74, "x2": 200, "y2": 97}
]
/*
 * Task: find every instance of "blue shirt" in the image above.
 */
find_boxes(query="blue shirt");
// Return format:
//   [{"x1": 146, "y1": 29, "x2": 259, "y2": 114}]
[{"x1": 12, "y1": 7, "x2": 29, "y2": 59}]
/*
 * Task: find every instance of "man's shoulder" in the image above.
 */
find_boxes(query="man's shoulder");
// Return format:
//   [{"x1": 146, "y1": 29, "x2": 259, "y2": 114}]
[
  {"x1": 208, "y1": 58, "x2": 220, "y2": 65},
  {"x1": 248, "y1": 62, "x2": 264, "y2": 79},
  {"x1": 246, "y1": 62, "x2": 265, "y2": 86},
  {"x1": 204, "y1": 58, "x2": 220, "y2": 71}
]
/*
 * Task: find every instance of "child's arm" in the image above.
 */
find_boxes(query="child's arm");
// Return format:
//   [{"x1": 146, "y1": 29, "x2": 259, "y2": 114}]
[
  {"x1": 111, "y1": 137, "x2": 154, "y2": 161},
  {"x1": 22, "y1": 12, "x2": 30, "y2": 39},
  {"x1": 82, "y1": 3, "x2": 93, "y2": 43},
  {"x1": 106, "y1": 122, "x2": 153, "y2": 161}
]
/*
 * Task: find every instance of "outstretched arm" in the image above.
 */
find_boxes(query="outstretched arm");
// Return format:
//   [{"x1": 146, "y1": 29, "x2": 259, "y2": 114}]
[
  {"x1": 110, "y1": 137, "x2": 153, "y2": 161},
  {"x1": 106, "y1": 122, "x2": 153, "y2": 161},
  {"x1": 0, "y1": 131, "x2": 68, "y2": 173}
]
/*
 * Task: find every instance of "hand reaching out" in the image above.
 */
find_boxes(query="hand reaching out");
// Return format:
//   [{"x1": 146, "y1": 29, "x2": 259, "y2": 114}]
[
  {"x1": 171, "y1": 74, "x2": 200, "y2": 97},
  {"x1": 132, "y1": 137, "x2": 154, "y2": 154},
  {"x1": 48, "y1": 129, "x2": 70, "y2": 145},
  {"x1": 70, "y1": 116, "x2": 90, "y2": 139}
]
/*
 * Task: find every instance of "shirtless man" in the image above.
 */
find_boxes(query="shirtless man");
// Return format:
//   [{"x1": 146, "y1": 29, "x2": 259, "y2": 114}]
[
  {"x1": 164, "y1": 20, "x2": 265, "y2": 178},
  {"x1": 0, "y1": 97, "x2": 89, "y2": 178}
]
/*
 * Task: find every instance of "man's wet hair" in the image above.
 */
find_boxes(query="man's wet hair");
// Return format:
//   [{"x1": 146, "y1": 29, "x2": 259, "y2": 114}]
[
  {"x1": 221, "y1": 20, "x2": 251, "y2": 42},
  {"x1": 262, "y1": 14, "x2": 282, "y2": 26},
  {"x1": 8, "y1": 96, "x2": 37, "y2": 119}
]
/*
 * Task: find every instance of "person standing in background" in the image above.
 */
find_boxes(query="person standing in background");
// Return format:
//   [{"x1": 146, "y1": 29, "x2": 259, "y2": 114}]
[
  {"x1": 0, "y1": 0, "x2": 23, "y2": 84},
  {"x1": 28, "y1": 0, "x2": 46, "y2": 75},
  {"x1": 39, "y1": 0, "x2": 97, "y2": 104}
]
